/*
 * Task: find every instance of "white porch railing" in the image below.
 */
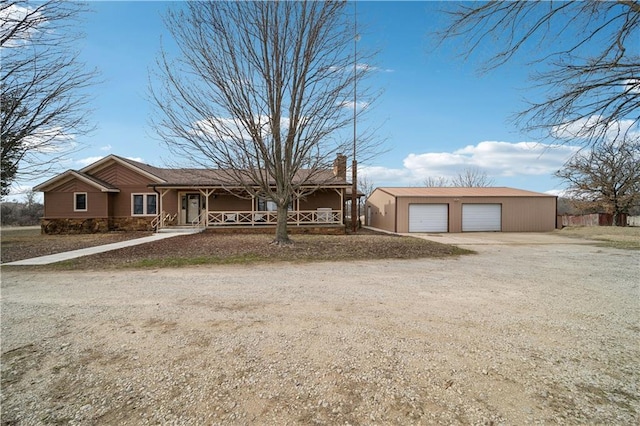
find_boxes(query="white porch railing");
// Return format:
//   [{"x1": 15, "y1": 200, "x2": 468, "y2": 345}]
[
  {"x1": 191, "y1": 211, "x2": 207, "y2": 227},
  {"x1": 206, "y1": 209, "x2": 341, "y2": 226},
  {"x1": 152, "y1": 211, "x2": 177, "y2": 230}
]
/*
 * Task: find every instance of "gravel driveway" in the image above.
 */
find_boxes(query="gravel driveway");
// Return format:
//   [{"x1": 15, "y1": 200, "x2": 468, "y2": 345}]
[{"x1": 1, "y1": 233, "x2": 638, "y2": 425}]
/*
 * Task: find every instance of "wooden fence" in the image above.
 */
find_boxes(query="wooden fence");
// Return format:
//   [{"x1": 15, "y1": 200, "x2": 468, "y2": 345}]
[{"x1": 559, "y1": 213, "x2": 629, "y2": 227}]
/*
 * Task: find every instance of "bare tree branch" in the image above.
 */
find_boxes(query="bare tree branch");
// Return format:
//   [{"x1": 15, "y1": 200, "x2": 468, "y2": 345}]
[
  {"x1": 450, "y1": 167, "x2": 495, "y2": 188},
  {"x1": 423, "y1": 176, "x2": 449, "y2": 187},
  {"x1": 436, "y1": 0, "x2": 640, "y2": 148},
  {"x1": 422, "y1": 168, "x2": 494, "y2": 187},
  {"x1": 1, "y1": 0, "x2": 98, "y2": 198}
]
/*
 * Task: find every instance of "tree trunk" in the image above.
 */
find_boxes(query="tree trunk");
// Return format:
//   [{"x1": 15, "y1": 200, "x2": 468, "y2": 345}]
[{"x1": 272, "y1": 204, "x2": 292, "y2": 246}]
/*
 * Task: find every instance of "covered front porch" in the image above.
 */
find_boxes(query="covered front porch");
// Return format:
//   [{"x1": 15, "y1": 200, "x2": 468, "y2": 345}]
[{"x1": 151, "y1": 187, "x2": 347, "y2": 231}]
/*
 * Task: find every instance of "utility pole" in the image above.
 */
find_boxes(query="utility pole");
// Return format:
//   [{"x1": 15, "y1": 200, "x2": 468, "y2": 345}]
[{"x1": 351, "y1": 1, "x2": 358, "y2": 233}]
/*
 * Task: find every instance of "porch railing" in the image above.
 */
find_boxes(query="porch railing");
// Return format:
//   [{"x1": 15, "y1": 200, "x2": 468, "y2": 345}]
[
  {"x1": 152, "y1": 211, "x2": 177, "y2": 230},
  {"x1": 191, "y1": 211, "x2": 206, "y2": 227},
  {"x1": 206, "y1": 209, "x2": 341, "y2": 226}
]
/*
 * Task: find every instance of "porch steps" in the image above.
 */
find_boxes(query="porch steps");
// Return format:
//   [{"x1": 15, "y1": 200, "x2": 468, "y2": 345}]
[{"x1": 156, "y1": 226, "x2": 206, "y2": 234}]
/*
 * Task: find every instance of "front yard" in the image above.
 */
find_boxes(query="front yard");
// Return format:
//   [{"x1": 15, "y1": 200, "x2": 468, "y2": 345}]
[{"x1": 1, "y1": 226, "x2": 470, "y2": 269}]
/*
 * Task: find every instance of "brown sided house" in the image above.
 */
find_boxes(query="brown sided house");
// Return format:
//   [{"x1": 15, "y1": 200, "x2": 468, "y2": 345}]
[
  {"x1": 33, "y1": 154, "x2": 351, "y2": 234},
  {"x1": 366, "y1": 187, "x2": 557, "y2": 233}
]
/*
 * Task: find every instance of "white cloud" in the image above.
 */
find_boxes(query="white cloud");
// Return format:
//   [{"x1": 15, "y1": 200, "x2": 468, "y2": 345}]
[
  {"x1": 360, "y1": 140, "x2": 580, "y2": 188},
  {"x1": 77, "y1": 156, "x2": 105, "y2": 167},
  {"x1": 624, "y1": 79, "x2": 640, "y2": 94},
  {"x1": 544, "y1": 189, "x2": 569, "y2": 197},
  {"x1": 338, "y1": 100, "x2": 370, "y2": 111},
  {"x1": 76, "y1": 155, "x2": 143, "y2": 167},
  {"x1": 5, "y1": 184, "x2": 43, "y2": 203},
  {"x1": 329, "y1": 63, "x2": 394, "y2": 74},
  {"x1": 0, "y1": 4, "x2": 44, "y2": 48},
  {"x1": 100, "y1": 144, "x2": 112, "y2": 151},
  {"x1": 404, "y1": 141, "x2": 579, "y2": 179},
  {"x1": 21, "y1": 127, "x2": 76, "y2": 153},
  {"x1": 191, "y1": 115, "x2": 296, "y2": 143},
  {"x1": 551, "y1": 116, "x2": 639, "y2": 141},
  {"x1": 358, "y1": 165, "x2": 411, "y2": 183}
]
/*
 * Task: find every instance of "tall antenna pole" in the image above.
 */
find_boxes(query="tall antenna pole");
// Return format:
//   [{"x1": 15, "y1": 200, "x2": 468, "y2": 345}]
[{"x1": 351, "y1": 0, "x2": 358, "y2": 233}]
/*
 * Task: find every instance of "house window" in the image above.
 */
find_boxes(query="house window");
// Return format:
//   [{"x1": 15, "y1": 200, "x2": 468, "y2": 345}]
[
  {"x1": 132, "y1": 193, "x2": 157, "y2": 216},
  {"x1": 257, "y1": 197, "x2": 293, "y2": 211},
  {"x1": 74, "y1": 192, "x2": 87, "y2": 211}
]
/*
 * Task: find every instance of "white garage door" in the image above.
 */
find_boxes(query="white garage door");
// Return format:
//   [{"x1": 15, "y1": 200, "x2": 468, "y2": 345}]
[
  {"x1": 409, "y1": 204, "x2": 448, "y2": 232},
  {"x1": 462, "y1": 204, "x2": 501, "y2": 232}
]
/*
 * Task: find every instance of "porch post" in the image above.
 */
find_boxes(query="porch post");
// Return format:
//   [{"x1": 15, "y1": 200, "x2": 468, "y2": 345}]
[
  {"x1": 160, "y1": 189, "x2": 170, "y2": 228},
  {"x1": 199, "y1": 189, "x2": 213, "y2": 227},
  {"x1": 338, "y1": 188, "x2": 344, "y2": 225},
  {"x1": 251, "y1": 194, "x2": 256, "y2": 226}
]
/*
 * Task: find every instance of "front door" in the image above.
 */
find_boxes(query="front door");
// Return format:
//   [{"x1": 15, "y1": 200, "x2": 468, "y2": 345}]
[{"x1": 187, "y1": 194, "x2": 201, "y2": 223}]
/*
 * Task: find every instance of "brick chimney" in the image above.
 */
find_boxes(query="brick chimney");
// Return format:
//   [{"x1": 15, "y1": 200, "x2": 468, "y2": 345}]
[{"x1": 333, "y1": 154, "x2": 347, "y2": 179}]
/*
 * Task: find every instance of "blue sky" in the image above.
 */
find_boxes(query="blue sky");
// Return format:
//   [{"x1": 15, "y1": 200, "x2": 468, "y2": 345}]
[{"x1": 12, "y1": 1, "x2": 586, "y2": 200}]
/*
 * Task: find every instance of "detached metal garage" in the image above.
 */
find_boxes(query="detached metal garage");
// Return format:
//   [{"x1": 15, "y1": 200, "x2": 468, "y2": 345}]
[{"x1": 366, "y1": 187, "x2": 557, "y2": 233}]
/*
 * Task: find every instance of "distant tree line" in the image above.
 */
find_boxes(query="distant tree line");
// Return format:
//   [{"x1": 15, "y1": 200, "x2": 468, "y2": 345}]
[
  {"x1": 423, "y1": 167, "x2": 495, "y2": 188},
  {"x1": 1, "y1": 190, "x2": 43, "y2": 226}
]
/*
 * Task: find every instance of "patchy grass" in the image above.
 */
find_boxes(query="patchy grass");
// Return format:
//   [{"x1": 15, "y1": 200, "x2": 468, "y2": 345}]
[
  {"x1": 1, "y1": 227, "x2": 472, "y2": 270},
  {"x1": 559, "y1": 226, "x2": 640, "y2": 250},
  {"x1": 0, "y1": 226, "x2": 153, "y2": 263}
]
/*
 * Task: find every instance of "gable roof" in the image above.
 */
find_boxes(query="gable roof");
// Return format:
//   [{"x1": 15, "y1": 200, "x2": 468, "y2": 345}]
[
  {"x1": 81, "y1": 155, "x2": 168, "y2": 184},
  {"x1": 375, "y1": 187, "x2": 555, "y2": 198},
  {"x1": 33, "y1": 170, "x2": 120, "y2": 192}
]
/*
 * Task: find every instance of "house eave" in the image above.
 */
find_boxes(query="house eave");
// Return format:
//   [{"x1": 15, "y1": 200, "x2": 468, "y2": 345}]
[{"x1": 33, "y1": 170, "x2": 121, "y2": 193}]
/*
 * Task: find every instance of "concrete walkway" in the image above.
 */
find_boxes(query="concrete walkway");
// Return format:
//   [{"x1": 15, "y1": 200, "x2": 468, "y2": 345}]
[{"x1": 3, "y1": 233, "x2": 190, "y2": 266}]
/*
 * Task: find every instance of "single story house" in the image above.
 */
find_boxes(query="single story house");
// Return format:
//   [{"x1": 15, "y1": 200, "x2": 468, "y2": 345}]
[
  {"x1": 366, "y1": 187, "x2": 557, "y2": 233},
  {"x1": 33, "y1": 154, "x2": 352, "y2": 234}
]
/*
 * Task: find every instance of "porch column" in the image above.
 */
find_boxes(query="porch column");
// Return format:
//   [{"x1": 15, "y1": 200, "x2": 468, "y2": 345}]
[
  {"x1": 199, "y1": 189, "x2": 213, "y2": 227},
  {"x1": 160, "y1": 189, "x2": 171, "y2": 228},
  {"x1": 251, "y1": 194, "x2": 256, "y2": 226},
  {"x1": 335, "y1": 188, "x2": 344, "y2": 225}
]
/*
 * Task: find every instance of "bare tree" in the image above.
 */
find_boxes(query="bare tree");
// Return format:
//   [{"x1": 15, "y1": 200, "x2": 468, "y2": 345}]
[
  {"x1": 357, "y1": 174, "x2": 375, "y2": 217},
  {"x1": 437, "y1": 1, "x2": 640, "y2": 148},
  {"x1": 358, "y1": 174, "x2": 376, "y2": 199},
  {"x1": 423, "y1": 176, "x2": 449, "y2": 187},
  {"x1": 1, "y1": 1, "x2": 97, "y2": 198},
  {"x1": 451, "y1": 167, "x2": 494, "y2": 187},
  {"x1": 555, "y1": 137, "x2": 640, "y2": 226},
  {"x1": 150, "y1": 1, "x2": 375, "y2": 244}
]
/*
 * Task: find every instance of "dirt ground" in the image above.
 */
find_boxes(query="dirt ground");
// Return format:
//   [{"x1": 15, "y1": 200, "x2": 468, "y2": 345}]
[{"x1": 1, "y1": 232, "x2": 639, "y2": 425}]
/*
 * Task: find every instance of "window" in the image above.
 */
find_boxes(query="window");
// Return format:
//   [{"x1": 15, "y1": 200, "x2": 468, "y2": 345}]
[
  {"x1": 74, "y1": 192, "x2": 87, "y2": 211},
  {"x1": 257, "y1": 197, "x2": 277, "y2": 211},
  {"x1": 257, "y1": 197, "x2": 293, "y2": 211},
  {"x1": 132, "y1": 193, "x2": 157, "y2": 216},
  {"x1": 147, "y1": 194, "x2": 157, "y2": 215}
]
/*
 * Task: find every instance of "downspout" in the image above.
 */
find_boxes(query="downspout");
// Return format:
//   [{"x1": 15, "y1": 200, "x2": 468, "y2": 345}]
[{"x1": 394, "y1": 197, "x2": 398, "y2": 233}]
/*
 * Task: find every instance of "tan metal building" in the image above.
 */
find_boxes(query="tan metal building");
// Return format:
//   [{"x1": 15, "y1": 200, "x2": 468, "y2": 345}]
[{"x1": 366, "y1": 187, "x2": 557, "y2": 233}]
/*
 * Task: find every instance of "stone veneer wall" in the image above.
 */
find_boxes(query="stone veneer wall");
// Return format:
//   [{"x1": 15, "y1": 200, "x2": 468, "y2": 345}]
[
  {"x1": 109, "y1": 217, "x2": 154, "y2": 232},
  {"x1": 41, "y1": 217, "x2": 153, "y2": 234},
  {"x1": 207, "y1": 225, "x2": 346, "y2": 235},
  {"x1": 41, "y1": 218, "x2": 110, "y2": 234}
]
